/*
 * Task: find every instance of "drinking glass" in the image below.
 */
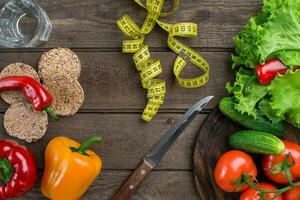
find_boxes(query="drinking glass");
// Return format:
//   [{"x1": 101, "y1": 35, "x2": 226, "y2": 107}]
[{"x1": 0, "y1": 0, "x2": 52, "y2": 47}]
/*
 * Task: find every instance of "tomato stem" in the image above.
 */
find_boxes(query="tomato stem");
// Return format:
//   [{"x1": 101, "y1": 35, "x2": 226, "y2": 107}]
[
  {"x1": 269, "y1": 154, "x2": 295, "y2": 186},
  {"x1": 242, "y1": 173, "x2": 300, "y2": 198},
  {"x1": 283, "y1": 164, "x2": 294, "y2": 185}
]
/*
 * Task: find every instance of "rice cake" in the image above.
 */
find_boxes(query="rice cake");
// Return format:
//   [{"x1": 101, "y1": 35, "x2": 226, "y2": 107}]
[
  {"x1": 4, "y1": 102, "x2": 48, "y2": 143},
  {"x1": 0, "y1": 63, "x2": 40, "y2": 104},
  {"x1": 38, "y1": 48, "x2": 81, "y2": 80},
  {"x1": 43, "y1": 77, "x2": 84, "y2": 116}
]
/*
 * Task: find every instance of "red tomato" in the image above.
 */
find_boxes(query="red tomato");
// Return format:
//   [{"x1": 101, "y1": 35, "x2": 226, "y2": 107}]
[
  {"x1": 262, "y1": 140, "x2": 300, "y2": 184},
  {"x1": 240, "y1": 183, "x2": 282, "y2": 200},
  {"x1": 283, "y1": 187, "x2": 300, "y2": 200},
  {"x1": 214, "y1": 150, "x2": 257, "y2": 192}
]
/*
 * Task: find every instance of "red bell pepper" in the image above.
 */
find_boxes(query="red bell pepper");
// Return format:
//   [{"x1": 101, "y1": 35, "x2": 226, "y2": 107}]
[
  {"x1": 0, "y1": 140, "x2": 37, "y2": 199},
  {"x1": 255, "y1": 59, "x2": 288, "y2": 85},
  {"x1": 0, "y1": 76, "x2": 57, "y2": 119}
]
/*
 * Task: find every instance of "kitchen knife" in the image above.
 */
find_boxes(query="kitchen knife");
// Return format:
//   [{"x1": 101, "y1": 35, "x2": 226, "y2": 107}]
[{"x1": 112, "y1": 96, "x2": 213, "y2": 200}]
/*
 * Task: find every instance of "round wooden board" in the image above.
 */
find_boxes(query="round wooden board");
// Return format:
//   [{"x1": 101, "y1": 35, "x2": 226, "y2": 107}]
[{"x1": 193, "y1": 106, "x2": 300, "y2": 200}]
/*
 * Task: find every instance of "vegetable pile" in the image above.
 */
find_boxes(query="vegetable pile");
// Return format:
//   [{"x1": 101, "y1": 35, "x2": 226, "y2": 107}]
[
  {"x1": 215, "y1": 135, "x2": 300, "y2": 200},
  {"x1": 225, "y1": 0, "x2": 300, "y2": 129},
  {"x1": 215, "y1": 0, "x2": 300, "y2": 199}
]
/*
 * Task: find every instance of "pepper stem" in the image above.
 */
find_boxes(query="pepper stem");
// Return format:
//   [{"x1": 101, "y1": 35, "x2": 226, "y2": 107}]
[
  {"x1": 44, "y1": 106, "x2": 59, "y2": 120},
  {"x1": 0, "y1": 158, "x2": 13, "y2": 185},
  {"x1": 70, "y1": 136, "x2": 102, "y2": 156}
]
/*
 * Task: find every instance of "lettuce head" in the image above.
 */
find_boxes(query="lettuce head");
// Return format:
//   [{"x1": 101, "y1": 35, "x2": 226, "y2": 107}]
[{"x1": 227, "y1": 0, "x2": 300, "y2": 129}]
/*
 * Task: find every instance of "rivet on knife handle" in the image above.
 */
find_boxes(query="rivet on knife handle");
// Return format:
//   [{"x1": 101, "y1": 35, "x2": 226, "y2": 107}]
[{"x1": 112, "y1": 161, "x2": 153, "y2": 200}]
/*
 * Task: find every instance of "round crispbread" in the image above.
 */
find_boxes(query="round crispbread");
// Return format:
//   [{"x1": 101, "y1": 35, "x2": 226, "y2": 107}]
[
  {"x1": 4, "y1": 102, "x2": 48, "y2": 143},
  {"x1": 38, "y1": 48, "x2": 81, "y2": 80},
  {"x1": 0, "y1": 63, "x2": 40, "y2": 104},
  {"x1": 43, "y1": 77, "x2": 84, "y2": 116}
]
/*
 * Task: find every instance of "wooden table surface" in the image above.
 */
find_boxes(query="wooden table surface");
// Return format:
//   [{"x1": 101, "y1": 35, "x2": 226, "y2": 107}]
[{"x1": 0, "y1": 0, "x2": 263, "y2": 199}]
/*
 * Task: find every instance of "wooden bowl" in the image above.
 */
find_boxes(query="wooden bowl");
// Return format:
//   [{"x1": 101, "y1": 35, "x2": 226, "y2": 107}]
[{"x1": 193, "y1": 106, "x2": 300, "y2": 200}]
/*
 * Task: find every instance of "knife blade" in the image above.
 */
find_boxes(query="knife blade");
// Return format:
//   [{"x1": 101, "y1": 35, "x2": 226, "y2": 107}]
[{"x1": 112, "y1": 96, "x2": 213, "y2": 200}]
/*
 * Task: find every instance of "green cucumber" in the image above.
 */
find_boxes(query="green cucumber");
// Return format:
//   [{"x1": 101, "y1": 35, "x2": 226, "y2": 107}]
[
  {"x1": 229, "y1": 130, "x2": 285, "y2": 155},
  {"x1": 219, "y1": 97, "x2": 286, "y2": 136}
]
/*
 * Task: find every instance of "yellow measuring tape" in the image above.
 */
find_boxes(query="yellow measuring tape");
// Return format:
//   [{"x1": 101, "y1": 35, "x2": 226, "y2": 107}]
[{"x1": 117, "y1": 0, "x2": 210, "y2": 121}]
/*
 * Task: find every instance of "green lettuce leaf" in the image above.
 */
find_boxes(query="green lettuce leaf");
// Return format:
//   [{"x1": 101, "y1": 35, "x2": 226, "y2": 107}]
[
  {"x1": 262, "y1": 0, "x2": 285, "y2": 13},
  {"x1": 275, "y1": 50, "x2": 300, "y2": 67},
  {"x1": 232, "y1": 0, "x2": 300, "y2": 68},
  {"x1": 268, "y1": 70, "x2": 300, "y2": 128},
  {"x1": 258, "y1": 97, "x2": 283, "y2": 123},
  {"x1": 226, "y1": 69, "x2": 268, "y2": 117}
]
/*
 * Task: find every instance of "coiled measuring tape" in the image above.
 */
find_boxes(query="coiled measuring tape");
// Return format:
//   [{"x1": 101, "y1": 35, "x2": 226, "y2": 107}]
[{"x1": 117, "y1": 0, "x2": 210, "y2": 121}]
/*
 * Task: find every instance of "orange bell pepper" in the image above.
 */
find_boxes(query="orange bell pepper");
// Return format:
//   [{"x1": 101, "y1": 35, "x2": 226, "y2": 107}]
[{"x1": 41, "y1": 136, "x2": 102, "y2": 200}]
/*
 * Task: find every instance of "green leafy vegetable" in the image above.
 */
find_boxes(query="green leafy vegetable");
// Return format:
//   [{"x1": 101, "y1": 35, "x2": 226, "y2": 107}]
[
  {"x1": 232, "y1": 0, "x2": 300, "y2": 68},
  {"x1": 275, "y1": 50, "x2": 300, "y2": 67},
  {"x1": 226, "y1": 69, "x2": 268, "y2": 117},
  {"x1": 258, "y1": 97, "x2": 282, "y2": 124},
  {"x1": 224, "y1": 0, "x2": 300, "y2": 129},
  {"x1": 269, "y1": 70, "x2": 300, "y2": 128}
]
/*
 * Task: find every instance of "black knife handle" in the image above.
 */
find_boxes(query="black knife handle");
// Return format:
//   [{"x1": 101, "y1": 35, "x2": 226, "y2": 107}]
[{"x1": 112, "y1": 161, "x2": 153, "y2": 200}]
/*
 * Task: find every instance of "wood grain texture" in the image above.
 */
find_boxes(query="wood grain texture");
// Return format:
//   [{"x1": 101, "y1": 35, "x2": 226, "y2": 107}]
[
  {"x1": 0, "y1": 0, "x2": 261, "y2": 48},
  {"x1": 0, "y1": 51, "x2": 233, "y2": 110},
  {"x1": 0, "y1": 113, "x2": 205, "y2": 170},
  {"x1": 12, "y1": 170, "x2": 198, "y2": 200},
  {"x1": 193, "y1": 107, "x2": 300, "y2": 200}
]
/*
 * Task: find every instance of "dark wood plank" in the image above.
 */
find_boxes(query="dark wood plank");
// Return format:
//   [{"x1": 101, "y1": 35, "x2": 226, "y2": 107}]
[
  {"x1": 14, "y1": 170, "x2": 198, "y2": 200},
  {"x1": 0, "y1": 0, "x2": 262, "y2": 48},
  {"x1": 193, "y1": 107, "x2": 300, "y2": 200},
  {"x1": 0, "y1": 113, "x2": 206, "y2": 170},
  {"x1": 0, "y1": 51, "x2": 233, "y2": 110}
]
